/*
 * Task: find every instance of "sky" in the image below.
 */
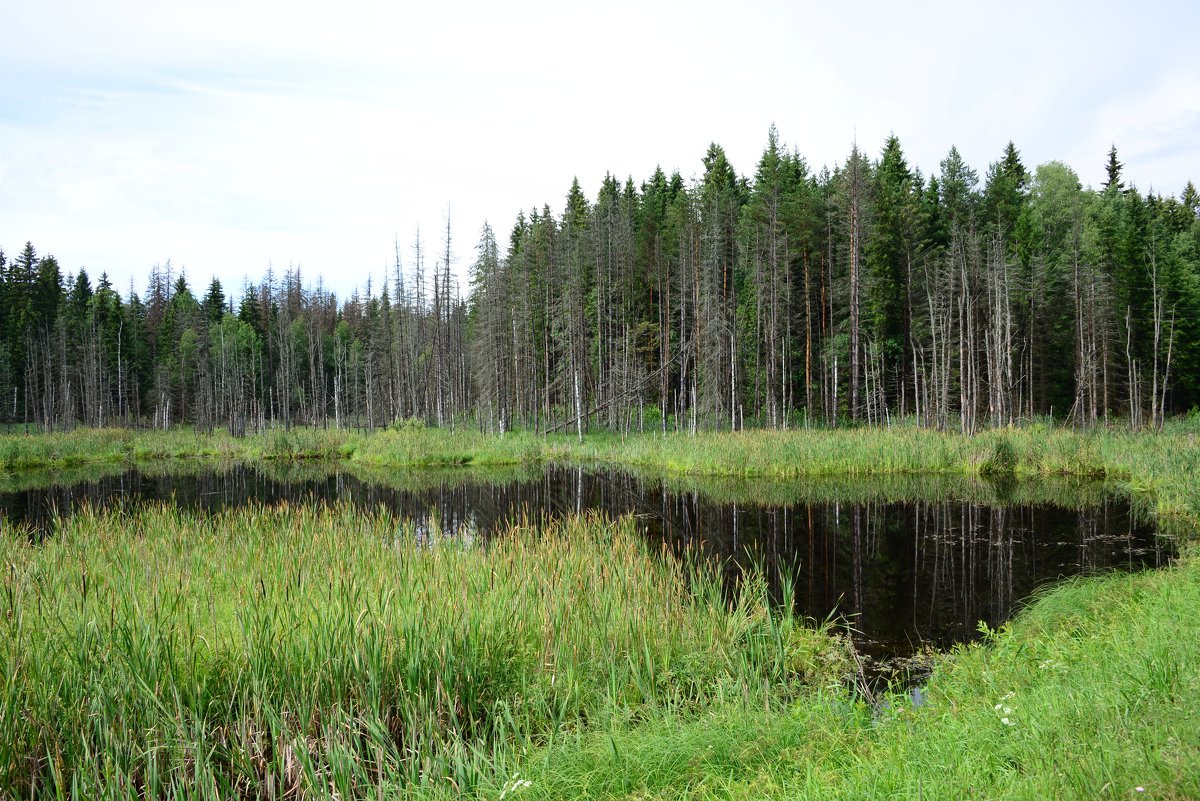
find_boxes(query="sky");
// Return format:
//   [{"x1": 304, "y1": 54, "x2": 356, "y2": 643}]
[{"x1": 2, "y1": 0, "x2": 1197, "y2": 300}]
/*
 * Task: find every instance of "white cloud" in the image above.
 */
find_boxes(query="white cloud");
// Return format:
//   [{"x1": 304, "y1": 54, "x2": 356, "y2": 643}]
[{"x1": 1, "y1": 0, "x2": 1196, "y2": 298}]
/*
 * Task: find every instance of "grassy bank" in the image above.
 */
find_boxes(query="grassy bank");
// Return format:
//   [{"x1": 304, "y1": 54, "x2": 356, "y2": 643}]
[
  {"x1": 0, "y1": 505, "x2": 847, "y2": 798},
  {"x1": 564, "y1": 423, "x2": 1200, "y2": 522},
  {"x1": 0, "y1": 426, "x2": 361, "y2": 468},
  {"x1": 467, "y1": 554, "x2": 1200, "y2": 800},
  {"x1": 2, "y1": 422, "x2": 1197, "y2": 519},
  {"x1": 0, "y1": 452, "x2": 1139, "y2": 519}
]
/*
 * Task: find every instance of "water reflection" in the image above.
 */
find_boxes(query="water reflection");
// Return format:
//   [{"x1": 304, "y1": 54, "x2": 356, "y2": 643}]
[{"x1": 0, "y1": 463, "x2": 1169, "y2": 661}]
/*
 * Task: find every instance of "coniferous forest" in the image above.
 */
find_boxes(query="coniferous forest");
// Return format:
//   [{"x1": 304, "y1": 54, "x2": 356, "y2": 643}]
[{"x1": 3, "y1": 131, "x2": 1198, "y2": 436}]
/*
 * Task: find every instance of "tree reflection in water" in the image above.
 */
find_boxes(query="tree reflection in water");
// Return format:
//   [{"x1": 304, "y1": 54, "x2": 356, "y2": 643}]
[{"x1": 1, "y1": 463, "x2": 1169, "y2": 662}]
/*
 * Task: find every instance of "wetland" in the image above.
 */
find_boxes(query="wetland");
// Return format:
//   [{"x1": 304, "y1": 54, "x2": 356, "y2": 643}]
[{"x1": 1, "y1": 462, "x2": 1170, "y2": 662}]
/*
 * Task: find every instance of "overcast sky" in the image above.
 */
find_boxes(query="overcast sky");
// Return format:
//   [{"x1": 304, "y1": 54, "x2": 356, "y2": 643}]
[{"x1": 2, "y1": 0, "x2": 1197, "y2": 300}]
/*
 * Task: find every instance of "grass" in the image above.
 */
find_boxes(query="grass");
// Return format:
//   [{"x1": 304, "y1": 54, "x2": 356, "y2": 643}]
[
  {"x1": 563, "y1": 422, "x2": 1200, "y2": 520},
  {"x1": 0, "y1": 504, "x2": 849, "y2": 798},
  {"x1": 0, "y1": 427, "x2": 359, "y2": 469},
  {"x1": 0, "y1": 455, "x2": 1133, "y2": 523},
  {"x1": 2, "y1": 420, "x2": 1197, "y2": 520},
  {"x1": 2, "y1": 420, "x2": 1198, "y2": 798},
  {"x1": 478, "y1": 549, "x2": 1200, "y2": 800}
]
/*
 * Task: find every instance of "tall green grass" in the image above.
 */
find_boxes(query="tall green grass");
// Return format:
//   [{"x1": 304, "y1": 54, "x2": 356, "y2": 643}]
[
  {"x1": 0, "y1": 504, "x2": 849, "y2": 798},
  {"x1": 0, "y1": 427, "x2": 361, "y2": 471},
  {"x1": 4, "y1": 423, "x2": 1197, "y2": 517},
  {"x1": 566, "y1": 423, "x2": 1200, "y2": 526},
  {"x1": 477, "y1": 548, "x2": 1200, "y2": 800}
]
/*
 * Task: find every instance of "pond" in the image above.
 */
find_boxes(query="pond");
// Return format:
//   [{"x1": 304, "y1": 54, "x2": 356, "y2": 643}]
[{"x1": 0, "y1": 462, "x2": 1171, "y2": 673}]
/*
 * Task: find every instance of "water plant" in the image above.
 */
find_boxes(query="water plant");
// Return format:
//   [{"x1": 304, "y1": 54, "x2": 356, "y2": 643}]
[{"x1": 0, "y1": 503, "x2": 849, "y2": 797}]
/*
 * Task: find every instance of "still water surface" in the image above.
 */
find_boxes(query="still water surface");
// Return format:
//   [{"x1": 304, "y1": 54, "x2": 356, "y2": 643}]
[{"x1": 0, "y1": 464, "x2": 1170, "y2": 665}]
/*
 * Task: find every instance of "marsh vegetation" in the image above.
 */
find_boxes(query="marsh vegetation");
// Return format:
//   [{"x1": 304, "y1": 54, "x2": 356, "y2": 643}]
[{"x1": 0, "y1": 423, "x2": 1195, "y2": 798}]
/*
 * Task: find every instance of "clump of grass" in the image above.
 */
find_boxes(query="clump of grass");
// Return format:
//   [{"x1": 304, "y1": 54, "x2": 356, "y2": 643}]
[
  {"x1": 979, "y1": 436, "x2": 1018, "y2": 477},
  {"x1": 256, "y1": 427, "x2": 356, "y2": 460},
  {"x1": 0, "y1": 504, "x2": 848, "y2": 798},
  {"x1": 350, "y1": 428, "x2": 544, "y2": 467},
  {"x1": 0, "y1": 428, "x2": 365, "y2": 471}
]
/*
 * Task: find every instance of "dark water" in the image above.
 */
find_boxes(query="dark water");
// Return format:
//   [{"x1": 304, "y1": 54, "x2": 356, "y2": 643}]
[{"x1": 0, "y1": 464, "x2": 1171, "y2": 669}]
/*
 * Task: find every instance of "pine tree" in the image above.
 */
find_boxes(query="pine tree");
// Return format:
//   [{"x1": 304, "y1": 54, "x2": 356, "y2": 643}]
[{"x1": 699, "y1": 143, "x2": 744, "y2": 429}]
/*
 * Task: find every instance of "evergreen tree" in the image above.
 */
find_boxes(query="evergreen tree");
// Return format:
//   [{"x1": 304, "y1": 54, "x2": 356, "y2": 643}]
[
  {"x1": 864, "y1": 134, "x2": 916, "y2": 408},
  {"x1": 204, "y1": 278, "x2": 226, "y2": 323},
  {"x1": 0, "y1": 127, "x2": 1194, "y2": 433},
  {"x1": 1103, "y1": 144, "x2": 1125, "y2": 193},
  {"x1": 982, "y1": 141, "x2": 1029, "y2": 242}
]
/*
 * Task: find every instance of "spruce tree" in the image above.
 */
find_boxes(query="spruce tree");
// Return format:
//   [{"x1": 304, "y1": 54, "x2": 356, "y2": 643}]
[
  {"x1": 1103, "y1": 144, "x2": 1124, "y2": 193},
  {"x1": 865, "y1": 133, "x2": 915, "y2": 406},
  {"x1": 204, "y1": 278, "x2": 226, "y2": 323}
]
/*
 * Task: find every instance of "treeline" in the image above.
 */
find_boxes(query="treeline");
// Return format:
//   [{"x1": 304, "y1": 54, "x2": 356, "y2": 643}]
[{"x1": 3, "y1": 130, "x2": 1198, "y2": 435}]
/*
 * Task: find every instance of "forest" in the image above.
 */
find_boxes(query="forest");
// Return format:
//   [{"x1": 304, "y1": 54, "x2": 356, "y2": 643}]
[{"x1": 2, "y1": 130, "x2": 1198, "y2": 436}]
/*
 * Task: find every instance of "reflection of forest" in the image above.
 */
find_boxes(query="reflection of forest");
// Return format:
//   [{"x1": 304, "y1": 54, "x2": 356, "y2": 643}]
[
  {"x1": 689, "y1": 499, "x2": 1166, "y2": 655},
  {"x1": 0, "y1": 463, "x2": 1169, "y2": 658}
]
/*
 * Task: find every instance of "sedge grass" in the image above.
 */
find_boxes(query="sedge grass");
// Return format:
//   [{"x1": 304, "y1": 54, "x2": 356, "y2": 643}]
[
  {"x1": 0, "y1": 504, "x2": 849, "y2": 798},
  {"x1": 458, "y1": 545, "x2": 1200, "y2": 800},
  {"x1": 3, "y1": 422, "x2": 1196, "y2": 523}
]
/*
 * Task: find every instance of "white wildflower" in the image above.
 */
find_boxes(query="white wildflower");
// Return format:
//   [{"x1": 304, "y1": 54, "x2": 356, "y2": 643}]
[{"x1": 500, "y1": 772, "x2": 533, "y2": 800}]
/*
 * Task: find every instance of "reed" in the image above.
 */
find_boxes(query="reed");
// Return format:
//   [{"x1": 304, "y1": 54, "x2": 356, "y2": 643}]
[
  {"x1": 472, "y1": 546, "x2": 1200, "y2": 800},
  {"x1": 0, "y1": 503, "x2": 849, "y2": 798},
  {"x1": 4, "y1": 422, "x2": 1197, "y2": 527},
  {"x1": 0, "y1": 427, "x2": 363, "y2": 471}
]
